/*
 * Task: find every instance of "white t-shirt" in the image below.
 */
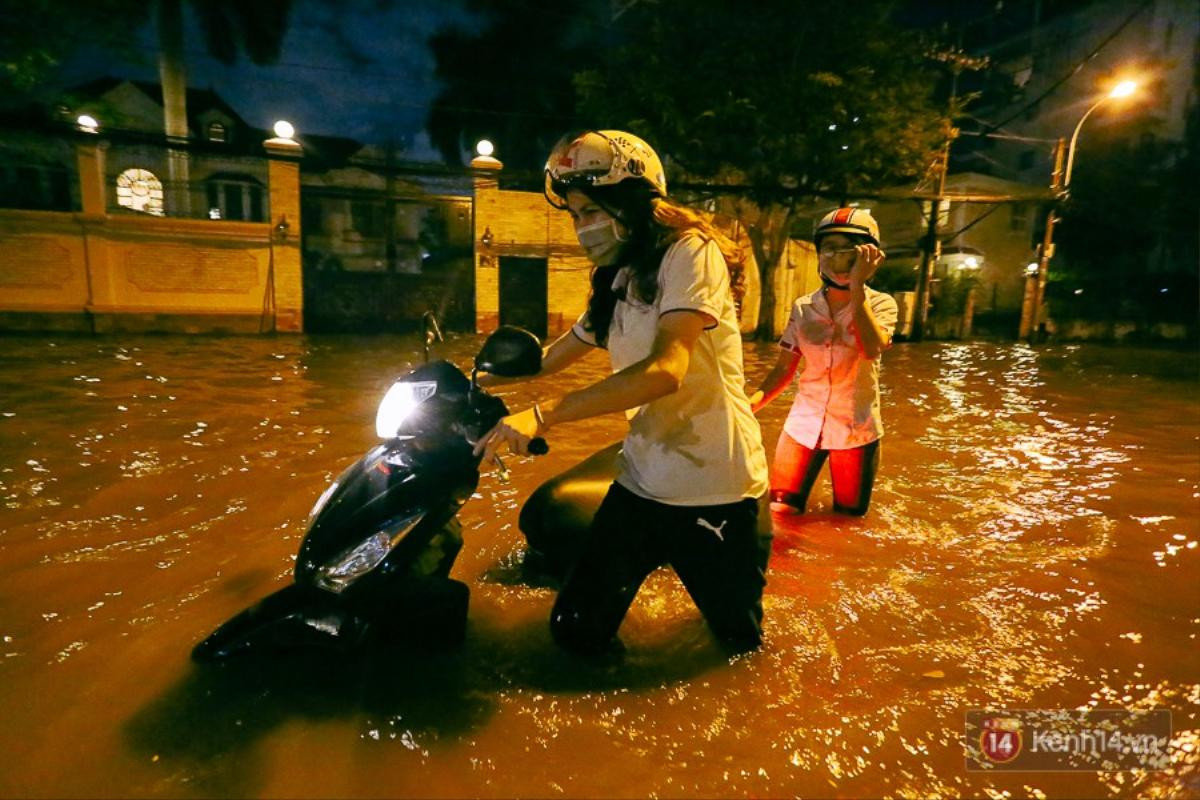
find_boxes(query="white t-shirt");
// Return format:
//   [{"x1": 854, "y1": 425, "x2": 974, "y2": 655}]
[
  {"x1": 778, "y1": 287, "x2": 898, "y2": 450},
  {"x1": 572, "y1": 233, "x2": 769, "y2": 506}
]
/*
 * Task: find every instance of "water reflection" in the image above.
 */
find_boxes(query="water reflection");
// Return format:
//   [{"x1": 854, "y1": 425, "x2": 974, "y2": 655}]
[{"x1": 0, "y1": 336, "x2": 1197, "y2": 798}]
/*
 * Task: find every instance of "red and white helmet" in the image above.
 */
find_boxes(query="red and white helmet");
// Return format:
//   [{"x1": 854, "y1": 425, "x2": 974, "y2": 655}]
[
  {"x1": 815, "y1": 207, "x2": 881, "y2": 247},
  {"x1": 544, "y1": 130, "x2": 667, "y2": 209}
]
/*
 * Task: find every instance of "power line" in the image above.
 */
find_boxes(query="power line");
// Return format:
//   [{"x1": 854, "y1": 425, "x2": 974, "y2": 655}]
[{"x1": 944, "y1": 203, "x2": 1004, "y2": 243}]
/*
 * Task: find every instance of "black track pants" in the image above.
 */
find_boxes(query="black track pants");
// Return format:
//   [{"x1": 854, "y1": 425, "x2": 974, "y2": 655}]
[{"x1": 550, "y1": 483, "x2": 773, "y2": 656}]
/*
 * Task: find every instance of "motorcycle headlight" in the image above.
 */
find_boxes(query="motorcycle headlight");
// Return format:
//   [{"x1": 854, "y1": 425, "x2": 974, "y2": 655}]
[
  {"x1": 314, "y1": 511, "x2": 426, "y2": 593},
  {"x1": 375, "y1": 381, "x2": 438, "y2": 438}
]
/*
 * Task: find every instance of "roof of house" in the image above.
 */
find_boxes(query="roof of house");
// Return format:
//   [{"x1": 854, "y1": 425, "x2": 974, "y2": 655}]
[
  {"x1": 62, "y1": 77, "x2": 366, "y2": 166},
  {"x1": 68, "y1": 77, "x2": 250, "y2": 130}
]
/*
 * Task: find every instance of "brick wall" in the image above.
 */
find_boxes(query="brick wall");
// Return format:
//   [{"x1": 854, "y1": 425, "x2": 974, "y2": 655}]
[{"x1": 0, "y1": 141, "x2": 303, "y2": 334}]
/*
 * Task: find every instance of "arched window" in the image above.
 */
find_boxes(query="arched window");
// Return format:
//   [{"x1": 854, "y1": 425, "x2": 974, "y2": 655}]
[{"x1": 115, "y1": 168, "x2": 164, "y2": 216}]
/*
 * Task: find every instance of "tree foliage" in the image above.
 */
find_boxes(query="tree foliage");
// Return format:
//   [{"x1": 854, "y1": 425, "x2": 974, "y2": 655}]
[
  {"x1": 427, "y1": 0, "x2": 607, "y2": 172},
  {"x1": 191, "y1": 0, "x2": 294, "y2": 66},
  {"x1": 0, "y1": 0, "x2": 293, "y2": 109},
  {"x1": 0, "y1": 0, "x2": 146, "y2": 104},
  {"x1": 574, "y1": 0, "x2": 952, "y2": 200}
]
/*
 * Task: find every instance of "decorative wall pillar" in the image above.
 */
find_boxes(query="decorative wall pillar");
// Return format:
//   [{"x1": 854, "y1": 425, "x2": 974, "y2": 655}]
[
  {"x1": 264, "y1": 134, "x2": 304, "y2": 332},
  {"x1": 471, "y1": 152, "x2": 503, "y2": 333}
]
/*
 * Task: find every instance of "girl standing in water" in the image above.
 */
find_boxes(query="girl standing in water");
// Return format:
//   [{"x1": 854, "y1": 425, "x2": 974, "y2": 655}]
[
  {"x1": 750, "y1": 208, "x2": 898, "y2": 516},
  {"x1": 476, "y1": 130, "x2": 771, "y2": 655}
]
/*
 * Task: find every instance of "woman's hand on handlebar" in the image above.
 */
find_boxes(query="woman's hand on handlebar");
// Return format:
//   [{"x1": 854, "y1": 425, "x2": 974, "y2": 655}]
[{"x1": 474, "y1": 405, "x2": 545, "y2": 460}]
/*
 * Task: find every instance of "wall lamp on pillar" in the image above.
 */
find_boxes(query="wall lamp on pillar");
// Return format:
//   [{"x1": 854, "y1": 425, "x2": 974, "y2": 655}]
[
  {"x1": 77, "y1": 114, "x2": 100, "y2": 134},
  {"x1": 471, "y1": 139, "x2": 503, "y2": 170},
  {"x1": 481, "y1": 226, "x2": 494, "y2": 248},
  {"x1": 275, "y1": 214, "x2": 291, "y2": 241}
]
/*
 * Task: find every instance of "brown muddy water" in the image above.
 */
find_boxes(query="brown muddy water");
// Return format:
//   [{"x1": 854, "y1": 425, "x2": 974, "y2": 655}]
[{"x1": 0, "y1": 334, "x2": 1197, "y2": 799}]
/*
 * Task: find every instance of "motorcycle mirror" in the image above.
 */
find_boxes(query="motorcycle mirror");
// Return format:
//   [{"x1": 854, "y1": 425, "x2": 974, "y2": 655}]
[
  {"x1": 475, "y1": 325, "x2": 542, "y2": 377},
  {"x1": 421, "y1": 311, "x2": 443, "y2": 365}
]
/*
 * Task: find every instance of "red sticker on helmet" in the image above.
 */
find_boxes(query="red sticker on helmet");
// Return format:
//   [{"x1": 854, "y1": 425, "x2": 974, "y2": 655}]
[{"x1": 832, "y1": 208, "x2": 855, "y2": 225}]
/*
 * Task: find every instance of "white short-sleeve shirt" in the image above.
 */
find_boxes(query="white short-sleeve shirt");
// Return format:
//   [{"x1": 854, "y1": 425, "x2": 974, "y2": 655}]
[
  {"x1": 778, "y1": 287, "x2": 898, "y2": 450},
  {"x1": 572, "y1": 233, "x2": 769, "y2": 506}
]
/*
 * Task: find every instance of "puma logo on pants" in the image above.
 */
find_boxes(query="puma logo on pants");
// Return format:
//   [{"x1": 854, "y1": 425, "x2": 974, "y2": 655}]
[{"x1": 696, "y1": 517, "x2": 728, "y2": 541}]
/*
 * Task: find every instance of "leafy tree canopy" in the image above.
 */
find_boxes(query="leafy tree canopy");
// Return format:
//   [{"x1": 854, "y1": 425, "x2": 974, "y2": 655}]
[
  {"x1": 427, "y1": 0, "x2": 608, "y2": 173},
  {"x1": 0, "y1": 0, "x2": 293, "y2": 108},
  {"x1": 574, "y1": 0, "x2": 955, "y2": 200},
  {"x1": 0, "y1": 0, "x2": 146, "y2": 104}
]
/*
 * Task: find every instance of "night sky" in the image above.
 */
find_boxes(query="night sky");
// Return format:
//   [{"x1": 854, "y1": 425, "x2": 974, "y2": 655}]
[
  {"x1": 45, "y1": 0, "x2": 1101, "y2": 163},
  {"x1": 58, "y1": 0, "x2": 482, "y2": 159}
]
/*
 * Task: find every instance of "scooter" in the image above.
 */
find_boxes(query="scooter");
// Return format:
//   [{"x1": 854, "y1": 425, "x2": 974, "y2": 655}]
[{"x1": 191, "y1": 325, "x2": 548, "y2": 662}]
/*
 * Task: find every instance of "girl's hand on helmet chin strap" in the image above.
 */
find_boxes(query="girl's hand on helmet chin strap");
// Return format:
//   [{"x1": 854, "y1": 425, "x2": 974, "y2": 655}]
[{"x1": 849, "y1": 244, "x2": 885, "y2": 287}]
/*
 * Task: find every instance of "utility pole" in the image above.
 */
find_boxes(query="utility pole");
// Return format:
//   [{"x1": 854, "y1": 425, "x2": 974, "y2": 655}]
[
  {"x1": 1019, "y1": 137, "x2": 1065, "y2": 341},
  {"x1": 913, "y1": 44, "x2": 987, "y2": 342},
  {"x1": 157, "y1": 0, "x2": 191, "y2": 218},
  {"x1": 912, "y1": 143, "x2": 949, "y2": 341}
]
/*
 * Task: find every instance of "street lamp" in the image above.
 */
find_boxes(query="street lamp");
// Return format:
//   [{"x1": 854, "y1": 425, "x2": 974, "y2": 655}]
[
  {"x1": 1021, "y1": 78, "x2": 1140, "y2": 341},
  {"x1": 1064, "y1": 79, "x2": 1138, "y2": 189}
]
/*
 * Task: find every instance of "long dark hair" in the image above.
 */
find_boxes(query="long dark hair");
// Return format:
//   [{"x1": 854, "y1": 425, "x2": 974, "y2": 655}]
[{"x1": 577, "y1": 182, "x2": 747, "y2": 347}]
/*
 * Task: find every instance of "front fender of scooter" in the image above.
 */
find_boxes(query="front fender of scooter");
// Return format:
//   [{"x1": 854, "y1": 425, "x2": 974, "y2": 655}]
[{"x1": 191, "y1": 583, "x2": 367, "y2": 663}]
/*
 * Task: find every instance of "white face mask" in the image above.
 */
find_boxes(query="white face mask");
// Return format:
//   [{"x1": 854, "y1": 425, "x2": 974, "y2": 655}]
[
  {"x1": 576, "y1": 218, "x2": 628, "y2": 266},
  {"x1": 819, "y1": 264, "x2": 852, "y2": 289}
]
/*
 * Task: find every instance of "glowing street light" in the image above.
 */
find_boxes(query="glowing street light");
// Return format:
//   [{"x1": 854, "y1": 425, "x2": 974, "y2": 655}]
[
  {"x1": 1064, "y1": 79, "x2": 1139, "y2": 188},
  {"x1": 1109, "y1": 80, "x2": 1137, "y2": 99},
  {"x1": 273, "y1": 120, "x2": 296, "y2": 140},
  {"x1": 77, "y1": 114, "x2": 99, "y2": 133},
  {"x1": 1022, "y1": 78, "x2": 1143, "y2": 342},
  {"x1": 475, "y1": 139, "x2": 495, "y2": 157}
]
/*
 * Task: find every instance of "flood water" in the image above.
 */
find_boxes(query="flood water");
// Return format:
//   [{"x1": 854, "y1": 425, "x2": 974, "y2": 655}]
[{"x1": 0, "y1": 333, "x2": 1197, "y2": 799}]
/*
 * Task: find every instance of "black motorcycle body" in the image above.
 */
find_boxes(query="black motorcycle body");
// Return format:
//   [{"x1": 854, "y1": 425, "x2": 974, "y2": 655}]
[{"x1": 192, "y1": 328, "x2": 542, "y2": 662}]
